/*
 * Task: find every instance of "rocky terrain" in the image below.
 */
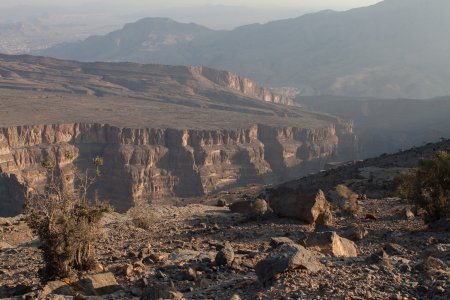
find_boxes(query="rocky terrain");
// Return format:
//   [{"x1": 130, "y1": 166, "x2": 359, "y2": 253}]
[
  {"x1": 39, "y1": 0, "x2": 450, "y2": 99},
  {"x1": 0, "y1": 54, "x2": 356, "y2": 216},
  {"x1": 0, "y1": 140, "x2": 449, "y2": 299}
]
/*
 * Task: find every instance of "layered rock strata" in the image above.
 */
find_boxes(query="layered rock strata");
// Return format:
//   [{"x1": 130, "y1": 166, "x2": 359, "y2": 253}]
[{"x1": 0, "y1": 122, "x2": 354, "y2": 216}]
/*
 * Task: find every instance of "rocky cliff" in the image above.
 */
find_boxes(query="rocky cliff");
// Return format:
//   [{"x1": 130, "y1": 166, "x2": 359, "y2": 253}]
[
  {"x1": 188, "y1": 66, "x2": 294, "y2": 106},
  {"x1": 0, "y1": 122, "x2": 355, "y2": 216}
]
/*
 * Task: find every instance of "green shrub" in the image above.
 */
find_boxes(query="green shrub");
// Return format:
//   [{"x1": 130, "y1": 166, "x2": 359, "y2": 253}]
[
  {"x1": 395, "y1": 151, "x2": 450, "y2": 221},
  {"x1": 25, "y1": 162, "x2": 111, "y2": 281}
]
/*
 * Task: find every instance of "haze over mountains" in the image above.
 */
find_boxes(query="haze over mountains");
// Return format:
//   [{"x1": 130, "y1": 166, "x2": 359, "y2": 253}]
[
  {"x1": 39, "y1": 0, "x2": 450, "y2": 99},
  {"x1": 0, "y1": 4, "x2": 304, "y2": 54}
]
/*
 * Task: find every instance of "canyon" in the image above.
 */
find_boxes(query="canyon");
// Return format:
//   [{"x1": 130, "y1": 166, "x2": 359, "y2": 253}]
[{"x1": 0, "y1": 55, "x2": 356, "y2": 216}]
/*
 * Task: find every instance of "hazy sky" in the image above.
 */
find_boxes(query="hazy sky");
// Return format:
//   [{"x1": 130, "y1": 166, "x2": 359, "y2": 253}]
[{"x1": 0, "y1": 0, "x2": 383, "y2": 10}]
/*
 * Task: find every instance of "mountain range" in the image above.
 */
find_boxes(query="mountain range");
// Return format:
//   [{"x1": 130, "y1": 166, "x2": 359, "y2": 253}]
[{"x1": 39, "y1": 0, "x2": 450, "y2": 99}]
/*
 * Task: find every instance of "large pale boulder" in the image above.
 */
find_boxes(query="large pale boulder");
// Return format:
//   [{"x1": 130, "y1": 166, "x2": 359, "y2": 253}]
[
  {"x1": 268, "y1": 188, "x2": 331, "y2": 224},
  {"x1": 74, "y1": 272, "x2": 122, "y2": 296},
  {"x1": 303, "y1": 231, "x2": 358, "y2": 257},
  {"x1": 255, "y1": 243, "x2": 322, "y2": 286}
]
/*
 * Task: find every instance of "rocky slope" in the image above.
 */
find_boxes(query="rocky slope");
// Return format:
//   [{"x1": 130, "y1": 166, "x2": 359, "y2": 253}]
[
  {"x1": 1, "y1": 181, "x2": 448, "y2": 299},
  {"x1": 40, "y1": 0, "x2": 450, "y2": 99},
  {"x1": 0, "y1": 55, "x2": 356, "y2": 216}
]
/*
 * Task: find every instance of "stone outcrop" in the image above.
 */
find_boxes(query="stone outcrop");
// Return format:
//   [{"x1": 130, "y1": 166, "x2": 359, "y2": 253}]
[
  {"x1": 189, "y1": 66, "x2": 294, "y2": 106},
  {"x1": 303, "y1": 231, "x2": 358, "y2": 257},
  {"x1": 0, "y1": 122, "x2": 354, "y2": 216},
  {"x1": 268, "y1": 188, "x2": 331, "y2": 224},
  {"x1": 255, "y1": 243, "x2": 322, "y2": 286}
]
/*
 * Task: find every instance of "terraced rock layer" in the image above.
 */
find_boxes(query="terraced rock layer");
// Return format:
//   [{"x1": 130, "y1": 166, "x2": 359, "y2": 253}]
[{"x1": 0, "y1": 54, "x2": 356, "y2": 216}]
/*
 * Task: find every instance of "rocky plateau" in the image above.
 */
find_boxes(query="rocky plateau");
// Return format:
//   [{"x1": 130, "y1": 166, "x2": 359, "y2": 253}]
[{"x1": 0, "y1": 54, "x2": 356, "y2": 216}]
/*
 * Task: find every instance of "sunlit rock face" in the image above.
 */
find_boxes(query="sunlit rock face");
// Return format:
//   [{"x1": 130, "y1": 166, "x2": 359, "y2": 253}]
[{"x1": 0, "y1": 122, "x2": 355, "y2": 216}]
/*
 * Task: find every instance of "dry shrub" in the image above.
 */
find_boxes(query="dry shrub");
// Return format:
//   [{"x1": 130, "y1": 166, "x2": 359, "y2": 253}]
[
  {"x1": 336, "y1": 184, "x2": 360, "y2": 215},
  {"x1": 24, "y1": 160, "x2": 111, "y2": 281},
  {"x1": 129, "y1": 205, "x2": 156, "y2": 230}
]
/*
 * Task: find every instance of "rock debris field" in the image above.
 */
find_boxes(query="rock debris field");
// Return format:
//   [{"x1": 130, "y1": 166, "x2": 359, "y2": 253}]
[{"x1": 0, "y1": 188, "x2": 449, "y2": 300}]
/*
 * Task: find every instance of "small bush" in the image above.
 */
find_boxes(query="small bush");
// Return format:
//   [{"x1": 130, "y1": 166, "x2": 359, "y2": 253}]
[
  {"x1": 25, "y1": 162, "x2": 111, "y2": 281},
  {"x1": 129, "y1": 205, "x2": 156, "y2": 230},
  {"x1": 395, "y1": 151, "x2": 450, "y2": 221},
  {"x1": 336, "y1": 184, "x2": 360, "y2": 215}
]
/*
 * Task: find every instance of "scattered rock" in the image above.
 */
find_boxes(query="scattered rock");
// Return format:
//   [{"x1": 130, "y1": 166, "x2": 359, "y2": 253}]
[
  {"x1": 215, "y1": 242, "x2": 235, "y2": 266},
  {"x1": 167, "y1": 249, "x2": 215, "y2": 265},
  {"x1": 74, "y1": 272, "x2": 122, "y2": 296},
  {"x1": 140, "y1": 283, "x2": 183, "y2": 300},
  {"x1": 122, "y1": 264, "x2": 134, "y2": 277},
  {"x1": 217, "y1": 199, "x2": 228, "y2": 207},
  {"x1": 230, "y1": 294, "x2": 241, "y2": 300},
  {"x1": 255, "y1": 243, "x2": 322, "y2": 286},
  {"x1": 185, "y1": 268, "x2": 197, "y2": 281},
  {"x1": 341, "y1": 224, "x2": 368, "y2": 241},
  {"x1": 268, "y1": 188, "x2": 331, "y2": 224},
  {"x1": 383, "y1": 243, "x2": 406, "y2": 256},
  {"x1": 138, "y1": 246, "x2": 152, "y2": 259},
  {"x1": 229, "y1": 198, "x2": 268, "y2": 215},
  {"x1": 365, "y1": 214, "x2": 377, "y2": 220},
  {"x1": 404, "y1": 208, "x2": 415, "y2": 220},
  {"x1": 366, "y1": 250, "x2": 390, "y2": 265},
  {"x1": 270, "y1": 237, "x2": 295, "y2": 248},
  {"x1": 303, "y1": 231, "x2": 358, "y2": 257}
]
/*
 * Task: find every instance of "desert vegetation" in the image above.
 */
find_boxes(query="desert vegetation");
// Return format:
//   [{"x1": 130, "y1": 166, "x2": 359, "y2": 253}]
[
  {"x1": 396, "y1": 151, "x2": 450, "y2": 221},
  {"x1": 335, "y1": 184, "x2": 360, "y2": 216},
  {"x1": 24, "y1": 158, "x2": 110, "y2": 281}
]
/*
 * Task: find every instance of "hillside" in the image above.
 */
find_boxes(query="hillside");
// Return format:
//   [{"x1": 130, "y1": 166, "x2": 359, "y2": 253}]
[
  {"x1": 0, "y1": 54, "x2": 356, "y2": 216},
  {"x1": 39, "y1": 0, "x2": 450, "y2": 99}
]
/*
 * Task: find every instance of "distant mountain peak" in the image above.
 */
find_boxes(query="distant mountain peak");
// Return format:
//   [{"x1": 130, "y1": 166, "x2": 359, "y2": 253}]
[{"x1": 39, "y1": 0, "x2": 450, "y2": 99}]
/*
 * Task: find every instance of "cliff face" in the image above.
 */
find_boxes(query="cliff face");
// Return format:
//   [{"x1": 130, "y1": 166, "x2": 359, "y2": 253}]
[
  {"x1": 189, "y1": 66, "x2": 294, "y2": 106},
  {"x1": 0, "y1": 122, "x2": 355, "y2": 216}
]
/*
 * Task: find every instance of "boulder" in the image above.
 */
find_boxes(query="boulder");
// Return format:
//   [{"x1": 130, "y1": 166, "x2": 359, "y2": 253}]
[
  {"x1": 270, "y1": 237, "x2": 296, "y2": 248},
  {"x1": 217, "y1": 199, "x2": 228, "y2": 207},
  {"x1": 229, "y1": 198, "x2": 268, "y2": 215},
  {"x1": 341, "y1": 224, "x2": 368, "y2": 241},
  {"x1": 39, "y1": 281, "x2": 75, "y2": 299},
  {"x1": 74, "y1": 272, "x2": 122, "y2": 296},
  {"x1": 303, "y1": 231, "x2": 358, "y2": 257},
  {"x1": 166, "y1": 249, "x2": 216, "y2": 265},
  {"x1": 366, "y1": 250, "x2": 391, "y2": 265},
  {"x1": 404, "y1": 208, "x2": 415, "y2": 220},
  {"x1": 215, "y1": 242, "x2": 235, "y2": 266},
  {"x1": 255, "y1": 243, "x2": 322, "y2": 286},
  {"x1": 268, "y1": 188, "x2": 331, "y2": 224}
]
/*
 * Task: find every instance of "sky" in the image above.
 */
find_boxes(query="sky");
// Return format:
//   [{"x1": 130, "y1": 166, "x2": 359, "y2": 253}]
[{"x1": 0, "y1": 0, "x2": 383, "y2": 10}]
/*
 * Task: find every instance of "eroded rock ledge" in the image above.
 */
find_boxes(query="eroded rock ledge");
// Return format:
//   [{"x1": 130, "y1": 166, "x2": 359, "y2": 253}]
[{"x1": 0, "y1": 122, "x2": 355, "y2": 216}]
